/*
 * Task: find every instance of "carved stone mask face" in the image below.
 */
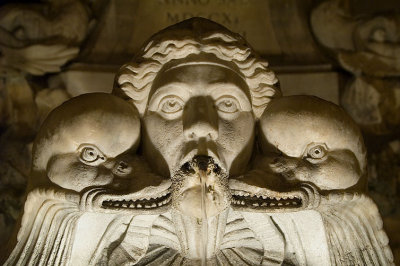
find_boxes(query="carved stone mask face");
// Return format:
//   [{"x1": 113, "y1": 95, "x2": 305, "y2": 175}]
[
  {"x1": 142, "y1": 63, "x2": 254, "y2": 217},
  {"x1": 143, "y1": 64, "x2": 255, "y2": 177}
]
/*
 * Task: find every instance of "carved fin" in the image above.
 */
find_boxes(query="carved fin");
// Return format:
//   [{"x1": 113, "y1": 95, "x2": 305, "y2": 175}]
[
  {"x1": 271, "y1": 210, "x2": 331, "y2": 266},
  {"x1": 87, "y1": 215, "x2": 133, "y2": 265},
  {"x1": 107, "y1": 214, "x2": 159, "y2": 265},
  {"x1": 46, "y1": 211, "x2": 78, "y2": 265},
  {"x1": 136, "y1": 244, "x2": 181, "y2": 266},
  {"x1": 149, "y1": 213, "x2": 180, "y2": 251},
  {"x1": 218, "y1": 211, "x2": 264, "y2": 265},
  {"x1": 241, "y1": 212, "x2": 285, "y2": 265},
  {"x1": 320, "y1": 193, "x2": 394, "y2": 266},
  {"x1": 4, "y1": 189, "x2": 80, "y2": 266}
]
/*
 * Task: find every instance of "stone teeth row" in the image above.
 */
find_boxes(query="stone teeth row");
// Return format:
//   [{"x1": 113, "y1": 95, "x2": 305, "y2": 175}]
[
  {"x1": 233, "y1": 191, "x2": 251, "y2": 197},
  {"x1": 232, "y1": 199, "x2": 299, "y2": 207},
  {"x1": 138, "y1": 191, "x2": 171, "y2": 201},
  {"x1": 232, "y1": 199, "x2": 246, "y2": 205},
  {"x1": 250, "y1": 201, "x2": 299, "y2": 207},
  {"x1": 105, "y1": 197, "x2": 171, "y2": 209},
  {"x1": 233, "y1": 192, "x2": 300, "y2": 200},
  {"x1": 253, "y1": 195, "x2": 299, "y2": 200},
  {"x1": 232, "y1": 199, "x2": 298, "y2": 207}
]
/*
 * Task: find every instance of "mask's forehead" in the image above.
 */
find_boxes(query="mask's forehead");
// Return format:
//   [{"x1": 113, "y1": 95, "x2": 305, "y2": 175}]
[
  {"x1": 149, "y1": 64, "x2": 251, "y2": 104},
  {"x1": 114, "y1": 19, "x2": 278, "y2": 119}
]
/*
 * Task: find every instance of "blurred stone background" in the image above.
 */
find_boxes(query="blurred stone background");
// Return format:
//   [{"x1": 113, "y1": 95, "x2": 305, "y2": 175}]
[{"x1": 0, "y1": 0, "x2": 399, "y2": 263}]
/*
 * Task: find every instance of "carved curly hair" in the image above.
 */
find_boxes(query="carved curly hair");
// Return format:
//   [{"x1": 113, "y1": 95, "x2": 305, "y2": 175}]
[{"x1": 113, "y1": 17, "x2": 280, "y2": 119}]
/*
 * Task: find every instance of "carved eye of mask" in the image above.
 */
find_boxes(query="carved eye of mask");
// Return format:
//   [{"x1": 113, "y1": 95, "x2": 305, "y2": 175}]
[
  {"x1": 159, "y1": 96, "x2": 184, "y2": 115},
  {"x1": 304, "y1": 143, "x2": 328, "y2": 163},
  {"x1": 215, "y1": 96, "x2": 240, "y2": 113},
  {"x1": 78, "y1": 144, "x2": 106, "y2": 165}
]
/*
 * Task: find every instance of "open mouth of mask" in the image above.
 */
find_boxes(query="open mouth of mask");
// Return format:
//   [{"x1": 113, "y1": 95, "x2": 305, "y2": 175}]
[{"x1": 171, "y1": 155, "x2": 231, "y2": 218}]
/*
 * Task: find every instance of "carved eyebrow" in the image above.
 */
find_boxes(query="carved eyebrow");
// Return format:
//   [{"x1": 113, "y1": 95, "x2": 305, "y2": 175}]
[
  {"x1": 151, "y1": 82, "x2": 189, "y2": 99},
  {"x1": 208, "y1": 83, "x2": 252, "y2": 111},
  {"x1": 208, "y1": 83, "x2": 251, "y2": 101},
  {"x1": 148, "y1": 83, "x2": 189, "y2": 110}
]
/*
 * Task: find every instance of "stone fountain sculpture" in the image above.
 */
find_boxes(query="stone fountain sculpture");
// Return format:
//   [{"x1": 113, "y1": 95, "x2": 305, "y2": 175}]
[
  {"x1": 2, "y1": 18, "x2": 394, "y2": 265},
  {"x1": 310, "y1": 0, "x2": 400, "y2": 134},
  {"x1": 0, "y1": 0, "x2": 90, "y2": 75}
]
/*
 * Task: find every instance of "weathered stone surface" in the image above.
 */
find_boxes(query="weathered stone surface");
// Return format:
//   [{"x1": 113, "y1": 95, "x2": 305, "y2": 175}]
[
  {"x1": 0, "y1": 159, "x2": 27, "y2": 248},
  {"x1": 368, "y1": 139, "x2": 400, "y2": 265},
  {"x1": 278, "y1": 71, "x2": 339, "y2": 104},
  {"x1": 311, "y1": 0, "x2": 400, "y2": 78},
  {"x1": 342, "y1": 76, "x2": 400, "y2": 134},
  {"x1": 0, "y1": 0, "x2": 89, "y2": 45},
  {"x1": 311, "y1": 5, "x2": 400, "y2": 259},
  {"x1": 368, "y1": 140, "x2": 400, "y2": 215},
  {"x1": 310, "y1": 0, "x2": 357, "y2": 51},
  {"x1": 60, "y1": 69, "x2": 115, "y2": 96},
  {"x1": 80, "y1": 0, "x2": 327, "y2": 65},
  {"x1": 35, "y1": 88, "x2": 70, "y2": 124},
  {"x1": 384, "y1": 214, "x2": 400, "y2": 266},
  {"x1": 0, "y1": 130, "x2": 32, "y2": 178},
  {"x1": 0, "y1": 72, "x2": 37, "y2": 131},
  {"x1": 0, "y1": 74, "x2": 35, "y2": 248},
  {"x1": 0, "y1": 0, "x2": 90, "y2": 75},
  {"x1": 339, "y1": 51, "x2": 400, "y2": 78}
]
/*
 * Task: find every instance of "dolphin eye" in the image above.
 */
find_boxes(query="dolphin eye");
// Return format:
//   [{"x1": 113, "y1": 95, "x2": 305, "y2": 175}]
[
  {"x1": 82, "y1": 147, "x2": 98, "y2": 162},
  {"x1": 307, "y1": 145, "x2": 327, "y2": 159},
  {"x1": 78, "y1": 144, "x2": 106, "y2": 165}
]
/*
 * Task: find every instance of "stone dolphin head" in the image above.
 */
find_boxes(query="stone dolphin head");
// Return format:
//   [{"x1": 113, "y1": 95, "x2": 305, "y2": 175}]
[
  {"x1": 230, "y1": 95, "x2": 367, "y2": 212},
  {"x1": 31, "y1": 93, "x2": 141, "y2": 192},
  {"x1": 260, "y1": 95, "x2": 366, "y2": 190}
]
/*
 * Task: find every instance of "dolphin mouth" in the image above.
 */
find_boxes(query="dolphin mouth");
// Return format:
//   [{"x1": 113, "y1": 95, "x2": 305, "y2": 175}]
[
  {"x1": 229, "y1": 178, "x2": 321, "y2": 212},
  {"x1": 230, "y1": 190, "x2": 303, "y2": 210},
  {"x1": 81, "y1": 180, "x2": 173, "y2": 214},
  {"x1": 101, "y1": 189, "x2": 172, "y2": 210}
]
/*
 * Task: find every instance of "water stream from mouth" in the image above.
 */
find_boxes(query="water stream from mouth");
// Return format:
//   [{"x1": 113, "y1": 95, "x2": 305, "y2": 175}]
[{"x1": 199, "y1": 169, "x2": 208, "y2": 266}]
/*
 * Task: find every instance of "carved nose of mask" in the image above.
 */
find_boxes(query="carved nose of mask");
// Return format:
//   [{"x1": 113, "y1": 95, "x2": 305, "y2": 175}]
[{"x1": 183, "y1": 96, "x2": 218, "y2": 140}]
